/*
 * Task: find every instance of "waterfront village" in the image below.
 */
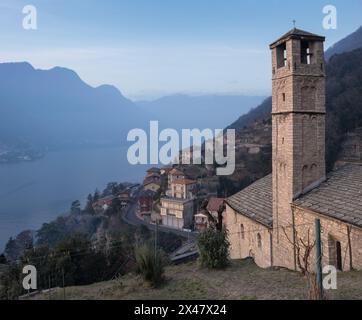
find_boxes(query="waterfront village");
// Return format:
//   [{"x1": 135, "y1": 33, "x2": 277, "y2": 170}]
[{"x1": 91, "y1": 149, "x2": 226, "y2": 234}]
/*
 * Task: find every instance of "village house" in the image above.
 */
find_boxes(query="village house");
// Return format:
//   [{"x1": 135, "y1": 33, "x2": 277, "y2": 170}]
[
  {"x1": 225, "y1": 28, "x2": 362, "y2": 271},
  {"x1": 92, "y1": 195, "x2": 115, "y2": 212},
  {"x1": 118, "y1": 190, "x2": 131, "y2": 209},
  {"x1": 146, "y1": 167, "x2": 161, "y2": 176},
  {"x1": 160, "y1": 178, "x2": 197, "y2": 230},
  {"x1": 143, "y1": 172, "x2": 161, "y2": 192},
  {"x1": 143, "y1": 181, "x2": 160, "y2": 192},
  {"x1": 167, "y1": 168, "x2": 185, "y2": 189},
  {"x1": 160, "y1": 165, "x2": 173, "y2": 176},
  {"x1": 138, "y1": 189, "x2": 156, "y2": 222},
  {"x1": 195, "y1": 197, "x2": 225, "y2": 231}
]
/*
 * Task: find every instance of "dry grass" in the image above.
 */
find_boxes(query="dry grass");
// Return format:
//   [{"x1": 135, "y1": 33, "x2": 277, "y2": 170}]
[{"x1": 26, "y1": 259, "x2": 362, "y2": 300}]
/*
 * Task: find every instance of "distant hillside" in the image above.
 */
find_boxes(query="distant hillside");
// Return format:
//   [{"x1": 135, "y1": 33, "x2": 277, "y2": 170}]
[
  {"x1": 227, "y1": 97, "x2": 272, "y2": 131},
  {"x1": 137, "y1": 94, "x2": 265, "y2": 131},
  {"x1": 0, "y1": 62, "x2": 147, "y2": 149},
  {"x1": 325, "y1": 26, "x2": 362, "y2": 60}
]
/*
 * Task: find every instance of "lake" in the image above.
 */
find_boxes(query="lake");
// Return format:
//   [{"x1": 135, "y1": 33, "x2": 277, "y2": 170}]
[{"x1": 0, "y1": 146, "x2": 150, "y2": 252}]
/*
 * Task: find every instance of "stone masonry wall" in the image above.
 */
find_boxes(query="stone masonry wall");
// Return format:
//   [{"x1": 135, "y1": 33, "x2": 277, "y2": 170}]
[
  {"x1": 225, "y1": 204, "x2": 272, "y2": 268},
  {"x1": 293, "y1": 205, "x2": 362, "y2": 271}
]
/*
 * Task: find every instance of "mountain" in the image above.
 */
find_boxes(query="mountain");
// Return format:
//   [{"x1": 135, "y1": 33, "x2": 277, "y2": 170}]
[
  {"x1": 0, "y1": 62, "x2": 147, "y2": 149},
  {"x1": 137, "y1": 94, "x2": 265, "y2": 131},
  {"x1": 226, "y1": 96, "x2": 272, "y2": 131},
  {"x1": 325, "y1": 26, "x2": 362, "y2": 60}
]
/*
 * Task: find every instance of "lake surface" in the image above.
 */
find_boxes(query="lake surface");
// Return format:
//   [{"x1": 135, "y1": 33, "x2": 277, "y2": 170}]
[{"x1": 0, "y1": 146, "x2": 150, "y2": 252}]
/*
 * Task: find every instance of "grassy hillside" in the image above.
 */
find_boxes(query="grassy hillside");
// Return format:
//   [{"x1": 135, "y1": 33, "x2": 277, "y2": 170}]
[{"x1": 25, "y1": 259, "x2": 362, "y2": 300}]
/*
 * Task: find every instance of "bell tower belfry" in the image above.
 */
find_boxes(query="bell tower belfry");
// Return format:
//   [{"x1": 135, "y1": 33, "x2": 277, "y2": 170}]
[{"x1": 269, "y1": 28, "x2": 326, "y2": 268}]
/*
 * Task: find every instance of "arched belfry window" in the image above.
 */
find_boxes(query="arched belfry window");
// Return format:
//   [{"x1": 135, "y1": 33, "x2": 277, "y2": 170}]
[
  {"x1": 301, "y1": 40, "x2": 312, "y2": 64},
  {"x1": 277, "y1": 43, "x2": 287, "y2": 68}
]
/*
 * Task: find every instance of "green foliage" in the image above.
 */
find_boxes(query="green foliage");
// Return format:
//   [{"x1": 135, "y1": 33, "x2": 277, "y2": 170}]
[
  {"x1": 134, "y1": 244, "x2": 165, "y2": 287},
  {"x1": 0, "y1": 263, "x2": 23, "y2": 300},
  {"x1": 36, "y1": 217, "x2": 68, "y2": 247},
  {"x1": 197, "y1": 227, "x2": 230, "y2": 269},
  {"x1": 134, "y1": 225, "x2": 151, "y2": 245},
  {"x1": 84, "y1": 194, "x2": 96, "y2": 215},
  {"x1": 0, "y1": 254, "x2": 7, "y2": 264}
]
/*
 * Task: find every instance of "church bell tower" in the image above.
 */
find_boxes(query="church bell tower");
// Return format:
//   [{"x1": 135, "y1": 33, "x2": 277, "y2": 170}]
[{"x1": 269, "y1": 28, "x2": 326, "y2": 269}]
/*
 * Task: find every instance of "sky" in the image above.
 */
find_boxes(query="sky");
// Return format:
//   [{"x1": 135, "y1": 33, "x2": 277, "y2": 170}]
[{"x1": 0, "y1": 0, "x2": 361, "y2": 100}]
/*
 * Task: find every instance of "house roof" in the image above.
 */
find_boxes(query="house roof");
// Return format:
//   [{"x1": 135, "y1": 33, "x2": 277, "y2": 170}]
[
  {"x1": 207, "y1": 197, "x2": 225, "y2": 213},
  {"x1": 147, "y1": 167, "x2": 161, "y2": 173},
  {"x1": 143, "y1": 180, "x2": 160, "y2": 187},
  {"x1": 170, "y1": 168, "x2": 184, "y2": 176},
  {"x1": 270, "y1": 28, "x2": 325, "y2": 48},
  {"x1": 225, "y1": 175, "x2": 273, "y2": 228},
  {"x1": 145, "y1": 172, "x2": 160, "y2": 178},
  {"x1": 172, "y1": 179, "x2": 196, "y2": 185},
  {"x1": 293, "y1": 163, "x2": 362, "y2": 228}
]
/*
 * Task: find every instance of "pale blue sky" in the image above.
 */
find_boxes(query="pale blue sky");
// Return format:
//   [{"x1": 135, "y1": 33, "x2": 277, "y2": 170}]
[{"x1": 0, "y1": 0, "x2": 361, "y2": 100}]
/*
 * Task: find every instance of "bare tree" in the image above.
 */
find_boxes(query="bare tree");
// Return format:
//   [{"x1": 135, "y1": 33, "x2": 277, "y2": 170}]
[{"x1": 282, "y1": 226, "x2": 322, "y2": 300}]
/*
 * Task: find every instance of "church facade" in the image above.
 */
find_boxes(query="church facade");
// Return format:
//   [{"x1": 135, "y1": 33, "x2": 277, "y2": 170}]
[{"x1": 225, "y1": 28, "x2": 362, "y2": 271}]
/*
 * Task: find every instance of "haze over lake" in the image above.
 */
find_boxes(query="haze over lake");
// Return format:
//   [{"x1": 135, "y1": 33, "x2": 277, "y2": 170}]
[{"x1": 0, "y1": 146, "x2": 149, "y2": 251}]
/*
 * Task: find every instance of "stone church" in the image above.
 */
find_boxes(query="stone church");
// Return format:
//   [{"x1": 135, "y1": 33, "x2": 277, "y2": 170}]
[{"x1": 225, "y1": 28, "x2": 362, "y2": 271}]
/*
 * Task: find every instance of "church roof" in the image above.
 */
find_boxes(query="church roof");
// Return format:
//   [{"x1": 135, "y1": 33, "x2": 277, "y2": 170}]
[
  {"x1": 225, "y1": 174, "x2": 273, "y2": 228},
  {"x1": 225, "y1": 163, "x2": 362, "y2": 229},
  {"x1": 293, "y1": 163, "x2": 362, "y2": 228},
  {"x1": 270, "y1": 28, "x2": 325, "y2": 48}
]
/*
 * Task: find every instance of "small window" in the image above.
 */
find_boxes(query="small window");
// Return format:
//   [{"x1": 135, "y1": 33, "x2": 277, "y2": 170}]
[
  {"x1": 240, "y1": 224, "x2": 245, "y2": 240},
  {"x1": 277, "y1": 43, "x2": 287, "y2": 68},
  {"x1": 282, "y1": 93, "x2": 286, "y2": 102},
  {"x1": 257, "y1": 233, "x2": 262, "y2": 248},
  {"x1": 301, "y1": 40, "x2": 312, "y2": 65}
]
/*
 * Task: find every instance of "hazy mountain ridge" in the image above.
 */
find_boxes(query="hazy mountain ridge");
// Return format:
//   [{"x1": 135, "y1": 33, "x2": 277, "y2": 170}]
[
  {"x1": 137, "y1": 94, "x2": 265, "y2": 131},
  {"x1": 0, "y1": 62, "x2": 264, "y2": 155},
  {"x1": 0, "y1": 62, "x2": 145, "y2": 149}
]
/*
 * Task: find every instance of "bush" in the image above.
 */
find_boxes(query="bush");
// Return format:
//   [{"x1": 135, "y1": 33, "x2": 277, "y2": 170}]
[
  {"x1": 197, "y1": 227, "x2": 230, "y2": 269},
  {"x1": 134, "y1": 244, "x2": 165, "y2": 287}
]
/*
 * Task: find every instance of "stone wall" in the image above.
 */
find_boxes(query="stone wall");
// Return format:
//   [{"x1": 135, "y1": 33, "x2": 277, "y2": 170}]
[
  {"x1": 225, "y1": 204, "x2": 272, "y2": 268},
  {"x1": 293, "y1": 205, "x2": 362, "y2": 271}
]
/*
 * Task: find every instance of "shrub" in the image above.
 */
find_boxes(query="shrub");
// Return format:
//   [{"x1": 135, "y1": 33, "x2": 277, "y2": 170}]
[
  {"x1": 197, "y1": 227, "x2": 230, "y2": 269},
  {"x1": 134, "y1": 244, "x2": 165, "y2": 287}
]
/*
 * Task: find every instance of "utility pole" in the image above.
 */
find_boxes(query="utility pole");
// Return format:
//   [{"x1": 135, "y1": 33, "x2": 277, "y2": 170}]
[
  {"x1": 315, "y1": 218, "x2": 323, "y2": 300},
  {"x1": 152, "y1": 198, "x2": 158, "y2": 263},
  {"x1": 154, "y1": 219, "x2": 158, "y2": 263},
  {"x1": 48, "y1": 275, "x2": 51, "y2": 300},
  {"x1": 62, "y1": 268, "x2": 66, "y2": 300}
]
